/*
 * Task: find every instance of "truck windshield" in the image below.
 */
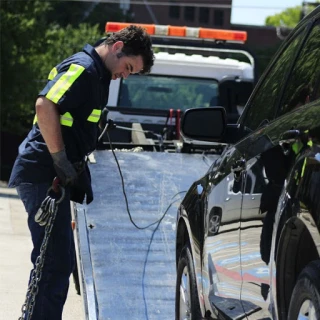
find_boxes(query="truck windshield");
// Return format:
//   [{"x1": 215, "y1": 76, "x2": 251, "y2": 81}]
[{"x1": 118, "y1": 75, "x2": 219, "y2": 111}]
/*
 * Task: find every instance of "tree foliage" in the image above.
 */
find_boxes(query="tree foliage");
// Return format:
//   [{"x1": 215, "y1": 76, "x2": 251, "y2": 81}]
[
  {"x1": 0, "y1": 0, "x2": 125, "y2": 135},
  {"x1": 1, "y1": 0, "x2": 53, "y2": 134},
  {"x1": 265, "y1": 3, "x2": 319, "y2": 28},
  {"x1": 265, "y1": 6, "x2": 302, "y2": 28}
]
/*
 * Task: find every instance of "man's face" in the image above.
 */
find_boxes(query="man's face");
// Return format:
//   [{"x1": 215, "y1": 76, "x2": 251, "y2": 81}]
[{"x1": 110, "y1": 41, "x2": 144, "y2": 80}]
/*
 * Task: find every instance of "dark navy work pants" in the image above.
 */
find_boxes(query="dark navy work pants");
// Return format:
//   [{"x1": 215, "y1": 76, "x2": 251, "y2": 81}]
[{"x1": 17, "y1": 182, "x2": 75, "y2": 320}]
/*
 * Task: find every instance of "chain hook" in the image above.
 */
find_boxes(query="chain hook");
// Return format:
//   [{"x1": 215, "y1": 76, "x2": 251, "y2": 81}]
[
  {"x1": 19, "y1": 181, "x2": 64, "y2": 319},
  {"x1": 47, "y1": 177, "x2": 65, "y2": 204}
]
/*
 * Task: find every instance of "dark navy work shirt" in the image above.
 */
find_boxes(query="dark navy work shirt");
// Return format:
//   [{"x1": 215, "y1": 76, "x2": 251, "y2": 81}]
[{"x1": 9, "y1": 44, "x2": 111, "y2": 187}]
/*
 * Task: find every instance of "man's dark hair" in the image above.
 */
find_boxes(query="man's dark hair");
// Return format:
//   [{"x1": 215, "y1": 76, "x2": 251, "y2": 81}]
[{"x1": 105, "y1": 25, "x2": 154, "y2": 74}]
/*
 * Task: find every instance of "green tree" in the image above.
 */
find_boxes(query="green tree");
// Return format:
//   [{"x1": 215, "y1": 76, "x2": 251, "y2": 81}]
[
  {"x1": 265, "y1": 3, "x2": 319, "y2": 28},
  {"x1": 0, "y1": 0, "x2": 53, "y2": 135},
  {"x1": 265, "y1": 6, "x2": 302, "y2": 28}
]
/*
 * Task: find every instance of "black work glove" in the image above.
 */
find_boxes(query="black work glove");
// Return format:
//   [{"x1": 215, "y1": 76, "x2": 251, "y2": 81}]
[
  {"x1": 99, "y1": 107, "x2": 109, "y2": 129},
  {"x1": 51, "y1": 149, "x2": 78, "y2": 186}
]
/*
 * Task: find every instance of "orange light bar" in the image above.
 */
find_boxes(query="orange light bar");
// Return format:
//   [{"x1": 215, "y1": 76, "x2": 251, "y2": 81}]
[
  {"x1": 105, "y1": 22, "x2": 247, "y2": 42},
  {"x1": 168, "y1": 26, "x2": 186, "y2": 37},
  {"x1": 199, "y1": 28, "x2": 247, "y2": 42},
  {"x1": 106, "y1": 22, "x2": 155, "y2": 35}
]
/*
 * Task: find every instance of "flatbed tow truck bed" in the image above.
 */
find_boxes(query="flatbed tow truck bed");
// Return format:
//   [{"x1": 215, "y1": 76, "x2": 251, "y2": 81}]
[{"x1": 73, "y1": 150, "x2": 218, "y2": 320}]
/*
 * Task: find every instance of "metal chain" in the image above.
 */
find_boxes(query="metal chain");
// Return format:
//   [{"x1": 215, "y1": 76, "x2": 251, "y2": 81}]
[{"x1": 19, "y1": 186, "x2": 65, "y2": 320}]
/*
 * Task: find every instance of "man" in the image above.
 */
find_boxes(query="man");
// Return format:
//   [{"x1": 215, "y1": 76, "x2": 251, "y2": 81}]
[{"x1": 9, "y1": 25, "x2": 154, "y2": 319}]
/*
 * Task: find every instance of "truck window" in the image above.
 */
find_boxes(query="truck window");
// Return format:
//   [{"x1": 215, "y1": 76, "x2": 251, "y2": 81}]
[{"x1": 118, "y1": 75, "x2": 219, "y2": 111}]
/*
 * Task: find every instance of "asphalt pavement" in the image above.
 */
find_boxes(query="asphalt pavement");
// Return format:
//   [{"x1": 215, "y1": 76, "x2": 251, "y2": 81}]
[{"x1": 0, "y1": 181, "x2": 84, "y2": 320}]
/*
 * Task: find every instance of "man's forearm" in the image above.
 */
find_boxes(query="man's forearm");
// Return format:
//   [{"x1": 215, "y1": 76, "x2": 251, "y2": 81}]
[{"x1": 35, "y1": 96, "x2": 64, "y2": 153}]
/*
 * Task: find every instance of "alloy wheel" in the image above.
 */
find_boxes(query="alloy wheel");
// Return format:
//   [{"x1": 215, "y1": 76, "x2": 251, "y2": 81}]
[
  {"x1": 179, "y1": 265, "x2": 191, "y2": 320},
  {"x1": 297, "y1": 299, "x2": 317, "y2": 320}
]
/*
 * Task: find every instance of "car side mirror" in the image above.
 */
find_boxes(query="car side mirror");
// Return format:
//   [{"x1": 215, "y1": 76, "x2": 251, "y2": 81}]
[{"x1": 180, "y1": 107, "x2": 227, "y2": 142}]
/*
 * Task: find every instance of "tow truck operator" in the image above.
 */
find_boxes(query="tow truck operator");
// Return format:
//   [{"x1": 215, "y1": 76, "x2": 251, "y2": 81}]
[{"x1": 9, "y1": 25, "x2": 154, "y2": 319}]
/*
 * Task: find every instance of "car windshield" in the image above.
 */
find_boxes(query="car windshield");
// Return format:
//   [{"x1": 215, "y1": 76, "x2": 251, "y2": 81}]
[{"x1": 118, "y1": 75, "x2": 219, "y2": 111}]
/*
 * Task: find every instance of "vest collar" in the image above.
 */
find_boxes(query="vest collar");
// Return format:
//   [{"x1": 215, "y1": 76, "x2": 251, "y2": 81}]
[{"x1": 83, "y1": 44, "x2": 111, "y2": 82}]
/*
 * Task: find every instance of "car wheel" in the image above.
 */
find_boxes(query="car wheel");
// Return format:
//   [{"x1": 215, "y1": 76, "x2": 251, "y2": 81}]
[
  {"x1": 288, "y1": 261, "x2": 320, "y2": 320},
  {"x1": 175, "y1": 244, "x2": 202, "y2": 320}
]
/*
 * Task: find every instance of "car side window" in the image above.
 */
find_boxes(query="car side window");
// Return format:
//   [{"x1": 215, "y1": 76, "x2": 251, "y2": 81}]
[
  {"x1": 242, "y1": 28, "x2": 307, "y2": 132},
  {"x1": 279, "y1": 20, "x2": 320, "y2": 116}
]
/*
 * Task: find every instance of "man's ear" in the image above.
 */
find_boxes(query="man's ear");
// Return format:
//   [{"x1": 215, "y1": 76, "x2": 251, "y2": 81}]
[{"x1": 111, "y1": 41, "x2": 124, "y2": 54}]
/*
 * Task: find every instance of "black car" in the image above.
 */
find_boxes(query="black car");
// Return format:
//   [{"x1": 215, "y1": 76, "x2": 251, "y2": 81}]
[{"x1": 175, "y1": 6, "x2": 320, "y2": 320}]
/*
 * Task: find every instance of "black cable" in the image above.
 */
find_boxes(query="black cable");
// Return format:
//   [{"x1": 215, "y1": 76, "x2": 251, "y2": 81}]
[{"x1": 106, "y1": 130, "x2": 187, "y2": 230}]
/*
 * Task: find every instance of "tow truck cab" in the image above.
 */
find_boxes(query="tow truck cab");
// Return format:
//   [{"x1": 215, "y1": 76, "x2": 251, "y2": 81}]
[{"x1": 103, "y1": 22, "x2": 256, "y2": 145}]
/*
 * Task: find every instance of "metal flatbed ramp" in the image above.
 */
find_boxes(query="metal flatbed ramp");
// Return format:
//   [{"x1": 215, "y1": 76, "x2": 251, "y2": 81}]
[{"x1": 74, "y1": 150, "x2": 216, "y2": 320}]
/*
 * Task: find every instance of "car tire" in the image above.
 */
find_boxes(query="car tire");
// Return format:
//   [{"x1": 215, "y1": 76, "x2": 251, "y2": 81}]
[
  {"x1": 175, "y1": 244, "x2": 202, "y2": 320},
  {"x1": 288, "y1": 260, "x2": 320, "y2": 320}
]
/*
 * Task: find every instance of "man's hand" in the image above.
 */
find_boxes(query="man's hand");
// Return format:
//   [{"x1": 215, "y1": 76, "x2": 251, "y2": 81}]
[
  {"x1": 51, "y1": 149, "x2": 78, "y2": 186},
  {"x1": 99, "y1": 107, "x2": 109, "y2": 129}
]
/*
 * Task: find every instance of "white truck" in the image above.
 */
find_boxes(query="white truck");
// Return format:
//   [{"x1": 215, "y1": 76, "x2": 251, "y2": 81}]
[
  {"x1": 101, "y1": 22, "x2": 256, "y2": 148},
  {"x1": 72, "y1": 23, "x2": 258, "y2": 319}
]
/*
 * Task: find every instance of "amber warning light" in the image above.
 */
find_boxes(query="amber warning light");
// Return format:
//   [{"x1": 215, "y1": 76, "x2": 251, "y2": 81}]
[{"x1": 106, "y1": 22, "x2": 247, "y2": 42}]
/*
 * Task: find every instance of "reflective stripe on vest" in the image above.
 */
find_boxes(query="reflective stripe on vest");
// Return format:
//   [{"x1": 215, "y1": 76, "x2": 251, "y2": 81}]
[
  {"x1": 46, "y1": 64, "x2": 85, "y2": 103},
  {"x1": 87, "y1": 109, "x2": 101, "y2": 123},
  {"x1": 60, "y1": 112, "x2": 73, "y2": 127},
  {"x1": 33, "y1": 113, "x2": 73, "y2": 127},
  {"x1": 300, "y1": 140, "x2": 313, "y2": 179},
  {"x1": 292, "y1": 141, "x2": 303, "y2": 155},
  {"x1": 48, "y1": 67, "x2": 58, "y2": 80},
  {"x1": 33, "y1": 109, "x2": 100, "y2": 127}
]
